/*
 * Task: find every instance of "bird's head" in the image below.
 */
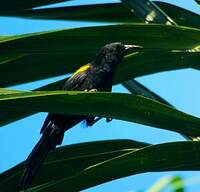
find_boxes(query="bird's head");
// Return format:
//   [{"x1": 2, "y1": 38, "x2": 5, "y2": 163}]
[{"x1": 94, "y1": 42, "x2": 142, "y2": 67}]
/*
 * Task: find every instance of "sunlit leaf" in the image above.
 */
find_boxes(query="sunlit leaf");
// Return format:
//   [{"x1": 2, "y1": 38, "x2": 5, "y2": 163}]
[
  {"x1": 1, "y1": 90, "x2": 200, "y2": 137},
  {"x1": 0, "y1": 0, "x2": 71, "y2": 11},
  {"x1": 4, "y1": 141, "x2": 199, "y2": 192},
  {"x1": 122, "y1": 0, "x2": 176, "y2": 25},
  {"x1": 195, "y1": 0, "x2": 200, "y2": 5},
  {"x1": 0, "y1": 24, "x2": 200, "y2": 87},
  {"x1": 148, "y1": 175, "x2": 184, "y2": 192},
  {"x1": 0, "y1": 139, "x2": 147, "y2": 192},
  {"x1": 0, "y1": 2, "x2": 199, "y2": 28}
]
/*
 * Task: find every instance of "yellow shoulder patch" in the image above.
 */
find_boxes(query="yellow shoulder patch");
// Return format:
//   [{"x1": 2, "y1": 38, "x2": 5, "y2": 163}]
[{"x1": 71, "y1": 64, "x2": 91, "y2": 78}]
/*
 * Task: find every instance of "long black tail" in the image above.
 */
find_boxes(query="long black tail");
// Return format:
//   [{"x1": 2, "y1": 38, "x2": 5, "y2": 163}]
[{"x1": 19, "y1": 124, "x2": 64, "y2": 190}]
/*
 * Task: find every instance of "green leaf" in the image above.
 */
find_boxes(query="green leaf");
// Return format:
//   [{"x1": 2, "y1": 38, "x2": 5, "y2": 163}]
[
  {"x1": 121, "y1": 0, "x2": 198, "y2": 143},
  {"x1": 122, "y1": 80, "x2": 173, "y2": 106},
  {"x1": 171, "y1": 176, "x2": 185, "y2": 192},
  {"x1": 1, "y1": 90, "x2": 200, "y2": 136},
  {"x1": 0, "y1": 139, "x2": 147, "y2": 192},
  {"x1": 121, "y1": 0, "x2": 175, "y2": 127},
  {"x1": 35, "y1": 51, "x2": 200, "y2": 91},
  {"x1": 1, "y1": 2, "x2": 199, "y2": 28},
  {"x1": 0, "y1": 88, "x2": 23, "y2": 94},
  {"x1": 0, "y1": 0, "x2": 71, "y2": 11},
  {"x1": 0, "y1": 3, "x2": 139, "y2": 22},
  {"x1": 0, "y1": 24, "x2": 200, "y2": 87},
  {"x1": 148, "y1": 175, "x2": 184, "y2": 192},
  {"x1": 1, "y1": 24, "x2": 199, "y2": 54},
  {"x1": 1, "y1": 51, "x2": 200, "y2": 88},
  {"x1": 122, "y1": 0, "x2": 176, "y2": 25},
  {"x1": 0, "y1": 52, "x2": 92, "y2": 87},
  {"x1": 156, "y1": 1, "x2": 200, "y2": 28},
  {"x1": 121, "y1": 0, "x2": 176, "y2": 104},
  {"x1": 14, "y1": 141, "x2": 200, "y2": 191},
  {"x1": 0, "y1": 36, "x2": 13, "y2": 42},
  {"x1": 195, "y1": 0, "x2": 200, "y2": 5},
  {"x1": 3, "y1": 50, "x2": 200, "y2": 125}
]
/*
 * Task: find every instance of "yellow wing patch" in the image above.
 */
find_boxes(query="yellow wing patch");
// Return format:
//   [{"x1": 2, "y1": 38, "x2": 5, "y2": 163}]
[{"x1": 71, "y1": 64, "x2": 91, "y2": 78}]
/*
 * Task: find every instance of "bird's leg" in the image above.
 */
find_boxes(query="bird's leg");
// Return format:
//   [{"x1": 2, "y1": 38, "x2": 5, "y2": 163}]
[
  {"x1": 84, "y1": 89, "x2": 99, "y2": 126},
  {"x1": 90, "y1": 88, "x2": 112, "y2": 123},
  {"x1": 85, "y1": 88, "x2": 111, "y2": 124},
  {"x1": 86, "y1": 117, "x2": 102, "y2": 126},
  {"x1": 106, "y1": 118, "x2": 112, "y2": 123},
  {"x1": 85, "y1": 88, "x2": 112, "y2": 124},
  {"x1": 87, "y1": 117, "x2": 112, "y2": 126}
]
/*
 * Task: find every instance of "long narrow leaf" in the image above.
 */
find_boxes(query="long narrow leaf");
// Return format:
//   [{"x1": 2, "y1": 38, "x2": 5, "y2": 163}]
[
  {"x1": 121, "y1": 0, "x2": 196, "y2": 142},
  {"x1": 0, "y1": 24, "x2": 200, "y2": 87},
  {"x1": 121, "y1": 0, "x2": 176, "y2": 25},
  {"x1": 148, "y1": 175, "x2": 184, "y2": 192},
  {"x1": 156, "y1": 1, "x2": 200, "y2": 28},
  {"x1": 0, "y1": 0, "x2": 71, "y2": 11},
  {"x1": 2, "y1": 50, "x2": 200, "y2": 126},
  {"x1": 0, "y1": 139, "x2": 147, "y2": 192},
  {"x1": 19, "y1": 142, "x2": 200, "y2": 191},
  {"x1": 122, "y1": 79, "x2": 196, "y2": 140},
  {"x1": 122, "y1": 80, "x2": 173, "y2": 107},
  {"x1": 1, "y1": 2, "x2": 199, "y2": 28},
  {"x1": 1, "y1": 50, "x2": 200, "y2": 88},
  {"x1": 1, "y1": 91, "x2": 200, "y2": 136},
  {"x1": 121, "y1": 0, "x2": 175, "y2": 127},
  {"x1": 1, "y1": 24, "x2": 199, "y2": 54},
  {"x1": 195, "y1": 0, "x2": 200, "y2": 5}
]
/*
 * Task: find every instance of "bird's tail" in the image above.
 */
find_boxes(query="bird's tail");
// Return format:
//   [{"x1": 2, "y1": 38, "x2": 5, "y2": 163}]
[{"x1": 19, "y1": 124, "x2": 64, "y2": 190}]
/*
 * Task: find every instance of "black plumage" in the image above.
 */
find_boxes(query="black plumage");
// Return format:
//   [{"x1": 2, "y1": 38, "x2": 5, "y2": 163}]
[{"x1": 19, "y1": 42, "x2": 142, "y2": 190}]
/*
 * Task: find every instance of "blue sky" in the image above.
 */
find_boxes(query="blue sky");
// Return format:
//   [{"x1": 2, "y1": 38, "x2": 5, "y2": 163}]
[{"x1": 0, "y1": 0, "x2": 200, "y2": 191}]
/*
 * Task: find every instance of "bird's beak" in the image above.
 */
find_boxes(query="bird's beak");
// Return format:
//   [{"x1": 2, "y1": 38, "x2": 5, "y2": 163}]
[{"x1": 124, "y1": 44, "x2": 143, "y2": 51}]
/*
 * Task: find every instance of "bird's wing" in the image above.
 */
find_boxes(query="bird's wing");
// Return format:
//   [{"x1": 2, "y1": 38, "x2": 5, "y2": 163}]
[
  {"x1": 40, "y1": 64, "x2": 91, "y2": 133},
  {"x1": 63, "y1": 64, "x2": 91, "y2": 91}
]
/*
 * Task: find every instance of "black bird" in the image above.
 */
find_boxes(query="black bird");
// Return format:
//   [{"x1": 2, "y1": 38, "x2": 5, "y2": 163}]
[{"x1": 20, "y1": 42, "x2": 142, "y2": 190}]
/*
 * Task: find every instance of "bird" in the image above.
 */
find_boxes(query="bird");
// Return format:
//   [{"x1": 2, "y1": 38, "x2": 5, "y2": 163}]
[{"x1": 19, "y1": 42, "x2": 142, "y2": 190}]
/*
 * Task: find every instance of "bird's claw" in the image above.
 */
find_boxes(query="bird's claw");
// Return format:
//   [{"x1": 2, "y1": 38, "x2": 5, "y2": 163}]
[
  {"x1": 106, "y1": 118, "x2": 112, "y2": 123},
  {"x1": 89, "y1": 89, "x2": 97, "y2": 92},
  {"x1": 84, "y1": 89, "x2": 98, "y2": 92}
]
